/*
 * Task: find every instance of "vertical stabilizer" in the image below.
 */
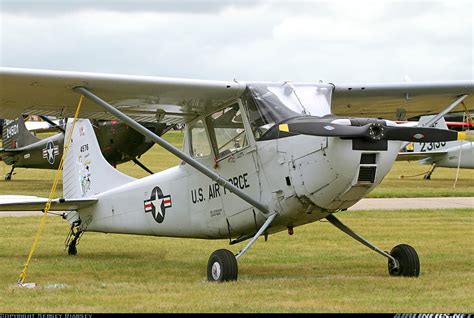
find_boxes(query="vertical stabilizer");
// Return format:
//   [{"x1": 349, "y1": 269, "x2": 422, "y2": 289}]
[
  {"x1": 413, "y1": 116, "x2": 451, "y2": 153},
  {"x1": 2, "y1": 116, "x2": 40, "y2": 150},
  {"x1": 62, "y1": 119, "x2": 135, "y2": 198}
]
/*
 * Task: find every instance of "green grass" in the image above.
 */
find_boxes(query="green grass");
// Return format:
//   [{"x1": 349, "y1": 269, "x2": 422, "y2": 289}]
[
  {"x1": 0, "y1": 130, "x2": 473, "y2": 197},
  {"x1": 368, "y1": 161, "x2": 474, "y2": 197},
  {"x1": 0, "y1": 209, "x2": 472, "y2": 312}
]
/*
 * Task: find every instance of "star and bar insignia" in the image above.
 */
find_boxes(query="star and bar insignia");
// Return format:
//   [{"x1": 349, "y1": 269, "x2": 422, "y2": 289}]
[
  {"x1": 42, "y1": 140, "x2": 59, "y2": 164},
  {"x1": 144, "y1": 186, "x2": 172, "y2": 223}
]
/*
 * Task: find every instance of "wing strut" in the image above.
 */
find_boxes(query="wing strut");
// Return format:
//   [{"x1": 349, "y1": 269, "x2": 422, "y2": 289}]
[
  {"x1": 422, "y1": 94, "x2": 468, "y2": 127},
  {"x1": 73, "y1": 86, "x2": 275, "y2": 217}
]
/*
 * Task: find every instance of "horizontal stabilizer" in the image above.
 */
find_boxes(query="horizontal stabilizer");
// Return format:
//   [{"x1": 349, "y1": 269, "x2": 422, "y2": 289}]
[
  {"x1": 396, "y1": 151, "x2": 446, "y2": 162},
  {"x1": 0, "y1": 148, "x2": 20, "y2": 160},
  {"x1": 0, "y1": 195, "x2": 97, "y2": 211}
]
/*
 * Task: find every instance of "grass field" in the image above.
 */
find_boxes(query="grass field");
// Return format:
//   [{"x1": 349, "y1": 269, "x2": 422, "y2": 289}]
[
  {"x1": 0, "y1": 130, "x2": 473, "y2": 313},
  {"x1": 0, "y1": 209, "x2": 472, "y2": 313}
]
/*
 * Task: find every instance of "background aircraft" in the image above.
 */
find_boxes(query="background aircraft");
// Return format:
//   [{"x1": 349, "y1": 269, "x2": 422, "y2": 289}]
[
  {"x1": 0, "y1": 68, "x2": 472, "y2": 283},
  {"x1": 0, "y1": 115, "x2": 172, "y2": 180},
  {"x1": 397, "y1": 115, "x2": 473, "y2": 179}
]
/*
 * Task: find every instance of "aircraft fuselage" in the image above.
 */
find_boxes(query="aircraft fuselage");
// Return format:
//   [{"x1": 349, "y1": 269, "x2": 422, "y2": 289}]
[{"x1": 75, "y1": 134, "x2": 401, "y2": 240}]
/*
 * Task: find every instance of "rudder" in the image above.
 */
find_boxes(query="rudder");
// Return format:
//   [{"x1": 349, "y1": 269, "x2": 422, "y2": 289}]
[
  {"x1": 2, "y1": 116, "x2": 40, "y2": 150},
  {"x1": 413, "y1": 115, "x2": 452, "y2": 153}
]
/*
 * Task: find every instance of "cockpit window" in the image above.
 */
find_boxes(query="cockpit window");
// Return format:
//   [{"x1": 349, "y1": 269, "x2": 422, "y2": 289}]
[
  {"x1": 207, "y1": 103, "x2": 248, "y2": 159},
  {"x1": 190, "y1": 119, "x2": 211, "y2": 158}
]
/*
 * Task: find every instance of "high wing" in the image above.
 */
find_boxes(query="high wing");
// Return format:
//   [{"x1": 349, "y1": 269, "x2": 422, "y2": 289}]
[
  {"x1": 0, "y1": 195, "x2": 97, "y2": 211},
  {"x1": 331, "y1": 82, "x2": 474, "y2": 120},
  {"x1": 0, "y1": 67, "x2": 473, "y2": 122},
  {"x1": 0, "y1": 67, "x2": 245, "y2": 124}
]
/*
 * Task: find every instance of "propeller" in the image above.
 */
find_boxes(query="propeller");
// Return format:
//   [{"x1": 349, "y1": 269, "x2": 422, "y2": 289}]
[{"x1": 272, "y1": 117, "x2": 473, "y2": 143}]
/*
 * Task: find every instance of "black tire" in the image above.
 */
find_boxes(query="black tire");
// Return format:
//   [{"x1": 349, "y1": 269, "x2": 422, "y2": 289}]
[
  {"x1": 388, "y1": 244, "x2": 420, "y2": 277},
  {"x1": 5, "y1": 173, "x2": 12, "y2": 181},
  {"x1": 207, "y1": 249, "x2": 238, "y2": 282},
  {"x1": 67, "y1": 243, "x2": 77, "y2": 256}
]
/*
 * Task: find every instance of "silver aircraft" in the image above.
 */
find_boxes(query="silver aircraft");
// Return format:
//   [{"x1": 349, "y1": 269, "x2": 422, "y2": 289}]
[
  {"x1": 397, "y1": 115, "x2": 473, "y2": 179},
  {"x1": 0, "y1": 68, "x2": 472, "y2": 282}
]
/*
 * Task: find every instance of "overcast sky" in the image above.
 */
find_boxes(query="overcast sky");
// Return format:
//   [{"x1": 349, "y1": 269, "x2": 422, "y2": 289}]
[{"x1": 0, "y1": 0, "x2": 472, "y2": 84}]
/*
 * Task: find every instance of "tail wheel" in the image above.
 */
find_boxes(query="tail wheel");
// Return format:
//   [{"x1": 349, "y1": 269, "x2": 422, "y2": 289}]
[
  {"x1": 388, "y1": 244, "x2": 420, "y2": 277},
  {"x1": 67, "y1": 243, "x2": 77, "y2": 256},
  {"x1": 207, "y1": 249, "x2": 238, "y2": 282}
]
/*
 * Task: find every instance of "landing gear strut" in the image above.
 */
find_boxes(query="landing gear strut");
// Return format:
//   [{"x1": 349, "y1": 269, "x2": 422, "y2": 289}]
[
  {"x1": 206, "y1": 212, "x2": 277, "y2": 282},
  {"x1": 4, "y1": 166, "x2": 14, "y2": 181},
  {"x1": 326, "y1": 214, "x2": 420, "y2": 277},
  {"x1": 423, "y1": 163, "x2": 437, "y2": 180},
  {"x1": 65, "y1": 222, "x2": 83, "y2": 256}
]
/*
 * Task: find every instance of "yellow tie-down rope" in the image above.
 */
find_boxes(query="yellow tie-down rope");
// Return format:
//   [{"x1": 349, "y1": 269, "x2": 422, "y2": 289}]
[
  {"x1": 17, "y1": 95, "x2": 84, "y2": 286},
  {"x1": 460, "y1": 102, "x2": 473, "y2": 128}
]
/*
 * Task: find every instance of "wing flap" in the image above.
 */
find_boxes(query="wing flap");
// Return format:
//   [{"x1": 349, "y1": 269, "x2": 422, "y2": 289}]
[{"x1": 0, "y1": 195, "x2": 97, "y2": 211}]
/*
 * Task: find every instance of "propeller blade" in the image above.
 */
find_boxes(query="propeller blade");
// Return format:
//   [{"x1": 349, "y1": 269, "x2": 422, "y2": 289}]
[
  {"x1": 277, "y1": 117, "x2": 471, "y2": 142},
  {"x1": 279, "y1": 122, "x2": 368, "y2": 138},
  {"x1": 383, "y1": 126, "x2": 462, "y2": 142}
]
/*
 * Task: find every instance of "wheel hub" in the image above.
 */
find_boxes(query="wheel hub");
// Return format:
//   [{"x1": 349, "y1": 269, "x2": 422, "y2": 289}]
[
  {"x1": 388, "y1": 258, "x2": 401, "y2": 275},
  {"x1": 211, "y1": 261, "x2": 221, "y2": 280}
]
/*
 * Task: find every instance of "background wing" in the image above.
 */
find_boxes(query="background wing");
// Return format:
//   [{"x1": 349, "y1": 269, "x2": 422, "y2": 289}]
[
  {"x1": 331, "y1": 82, "x2": 474, "y2": 120},
  {"x1": 0, "y1": 68, "x2": 245, "y2": 124}
]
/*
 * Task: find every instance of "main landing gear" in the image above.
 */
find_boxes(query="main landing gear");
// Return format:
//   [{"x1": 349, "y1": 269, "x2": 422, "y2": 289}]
[
  {"x1": 206, "y1": 212, "x2": 420, "y2": 282},
  {"x1": 387, "y1": 244, "x2": 420, "y2": 277},
  {"x1": 4, "y1": 166, "x2": 15, "y2": 181},
  {"x1": 326, "y1": 214, "x2": 420, "y2": 277},
  {"x1": 206, "y1": 213, "x2": 277, "y2": 282},
  {"x1": 423, "y1": 163, "x2": 437, "y2": 180},
  {"x1": 207, "y1": 249, "x2": 238, "y2": 282}
]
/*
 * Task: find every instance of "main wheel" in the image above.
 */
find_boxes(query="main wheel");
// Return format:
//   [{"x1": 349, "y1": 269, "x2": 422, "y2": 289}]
[
  {"x1": 388, "y1": 244, "x2": 420, "y2": 277},
  {"x1": 207, "y1": 249, "x2": 238, "y2": 282},
  {"x1": 5, "y1": 173, "x2": 12, "y2": 181}
]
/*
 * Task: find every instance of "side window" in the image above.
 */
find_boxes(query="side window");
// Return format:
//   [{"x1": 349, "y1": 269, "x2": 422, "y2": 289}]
[
  {"x1": 242, "y1": 90, "x2": 276, "y2": 140},
  {"x1": 190, "y1": 119, "x2": 211, "y2": 158},
  {"x1": 208, "y1": 104, "x2": 248, "y2": 159}
]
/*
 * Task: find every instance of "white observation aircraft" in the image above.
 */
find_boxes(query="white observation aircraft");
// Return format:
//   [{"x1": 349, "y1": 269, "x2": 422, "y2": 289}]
[
  {"x1": 397, "y1": 115, "x2": 473, "y2": 179},
  {"x1": 0, "y1": 67, "x2": 472, "y2": 282}
]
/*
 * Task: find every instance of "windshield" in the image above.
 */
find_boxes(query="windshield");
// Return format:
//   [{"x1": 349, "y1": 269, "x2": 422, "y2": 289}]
[{"x1": 243, "y1": 83, "x2": 333, "y2": 140}]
